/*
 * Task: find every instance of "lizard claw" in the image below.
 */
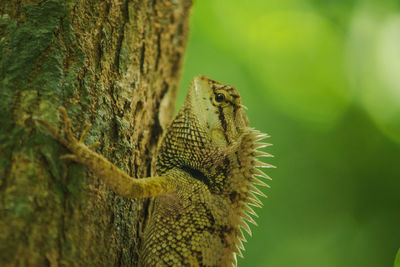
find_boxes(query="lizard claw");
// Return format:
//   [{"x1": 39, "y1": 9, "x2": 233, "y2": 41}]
[
  {"x1": 88, "y1": 141, "x2": 100, "y2": 150},
  {"x1": 80, "y1": 124, "x2": 92, "y2": 143},
  {"x1": 35, "y1": 106, "x2": 95, "y2": 150},
  {"x1": 57, "y1": 107, "x2": 78, "y2": 145}
]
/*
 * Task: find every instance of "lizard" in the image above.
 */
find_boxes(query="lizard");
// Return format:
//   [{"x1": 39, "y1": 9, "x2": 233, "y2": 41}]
[{"x1": 35, "y1": 75, "x2": 274, "y2": 267}]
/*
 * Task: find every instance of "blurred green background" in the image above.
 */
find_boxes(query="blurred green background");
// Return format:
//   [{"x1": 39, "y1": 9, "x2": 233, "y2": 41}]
[{"x1": 177, "y1": 0, "x2": 400, "y2": 266}]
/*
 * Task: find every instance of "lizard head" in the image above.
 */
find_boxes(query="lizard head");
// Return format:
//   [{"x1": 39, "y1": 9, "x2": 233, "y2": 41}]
[{"x1": 184, "y1": 75, "x2": 249, "y2": 147}]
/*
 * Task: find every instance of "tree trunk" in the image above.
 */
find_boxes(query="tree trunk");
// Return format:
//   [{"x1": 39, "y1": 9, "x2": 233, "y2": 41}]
[{"x1": 0, "y1": 0, "x2": 191, "y2": 265}]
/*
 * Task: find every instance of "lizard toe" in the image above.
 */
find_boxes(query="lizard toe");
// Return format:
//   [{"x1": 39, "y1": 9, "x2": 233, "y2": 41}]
[{"x1": 57, "y1": 106, "x2": 79, "y2": 145}]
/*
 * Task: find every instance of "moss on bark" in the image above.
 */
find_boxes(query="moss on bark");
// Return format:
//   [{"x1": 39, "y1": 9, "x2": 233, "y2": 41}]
[{"x1": 0, "y1": 0, "x2": 192, "y2": 265}]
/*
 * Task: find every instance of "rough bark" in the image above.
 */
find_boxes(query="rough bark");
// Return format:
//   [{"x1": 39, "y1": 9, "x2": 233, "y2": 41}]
[{"x1": 0, "y1": 0, "x2": 191, "y2": 265}]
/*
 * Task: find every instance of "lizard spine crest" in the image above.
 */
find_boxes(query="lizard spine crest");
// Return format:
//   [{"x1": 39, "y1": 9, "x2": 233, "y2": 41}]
[{"x1": 227, "y1": 127, "x2": 273, "y2": 265}]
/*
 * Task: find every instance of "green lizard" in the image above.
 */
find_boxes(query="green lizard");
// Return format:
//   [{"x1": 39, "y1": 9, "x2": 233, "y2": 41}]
[{"x1": 36, "y1": 75, "x2": 274, "y2": 266}]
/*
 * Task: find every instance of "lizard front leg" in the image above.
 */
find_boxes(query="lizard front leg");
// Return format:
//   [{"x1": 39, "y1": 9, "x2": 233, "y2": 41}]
[{"x1": 35, "y1": 107, "x2": 174, "y2": 199}]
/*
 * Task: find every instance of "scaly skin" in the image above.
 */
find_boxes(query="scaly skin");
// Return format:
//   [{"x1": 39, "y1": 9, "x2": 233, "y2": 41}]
[{"x1": 36, "y1": 76, "x2": 274, "y2": 267}]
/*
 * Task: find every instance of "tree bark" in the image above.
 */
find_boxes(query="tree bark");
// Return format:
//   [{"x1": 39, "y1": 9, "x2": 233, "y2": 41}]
[{"x1": 0, "y1": 0, "x2": 191, "y2": 265}]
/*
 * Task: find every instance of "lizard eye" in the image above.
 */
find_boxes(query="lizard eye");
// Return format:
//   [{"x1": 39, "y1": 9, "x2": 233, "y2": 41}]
[{"x1": 215, "y1": 93, "x2": 225, "y2": 103}]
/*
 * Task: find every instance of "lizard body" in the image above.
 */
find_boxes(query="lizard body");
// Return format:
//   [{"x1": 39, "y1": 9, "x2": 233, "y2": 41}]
[{"x1": 36, "y1": 76, "x2": 274, "y2": 266}]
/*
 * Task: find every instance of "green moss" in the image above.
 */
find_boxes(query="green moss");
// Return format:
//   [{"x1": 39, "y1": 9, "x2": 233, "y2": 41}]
[
  {"x1": 0, "y1": 127, "x2": 26, "y2": 168},
  {"x1": 118, "y1": 35, "x2": 130, "y2": 75},
  {"x1": 31, "y1": 41, "x2": 65, "y2": 98},
  {"x1": 8, "y1": 198, "x2": 32, "y2": 219},
  {"x1": 65, "y1": 164, "x2": 85, "y2": 197},
  {"x1": 0, "y1": 0, "x2": 69, "y2": 170},
  {"x1": 114, "y1": 116, "x2": 129, "y2": 132},
  {"x1": 0, "y1": 1, "x2": 67, "y2": 93},
  {"x1": 59, "y1": 11, "x2": 86, "y2": 100},
  {"x1": 80, "y1": 69, "x2": 94, "y2": 108},
  {"x1": 0, "y1": 1, "x2": 90, "y2": 210},
  {"x1": 37, "y1": 134, "x2": 62, "y2": 180}
]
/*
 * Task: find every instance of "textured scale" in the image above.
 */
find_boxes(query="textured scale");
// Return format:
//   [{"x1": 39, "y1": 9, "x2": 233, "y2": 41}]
[{"x1": 35, "y1": 75, "x2": 274, "y2": 267}]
